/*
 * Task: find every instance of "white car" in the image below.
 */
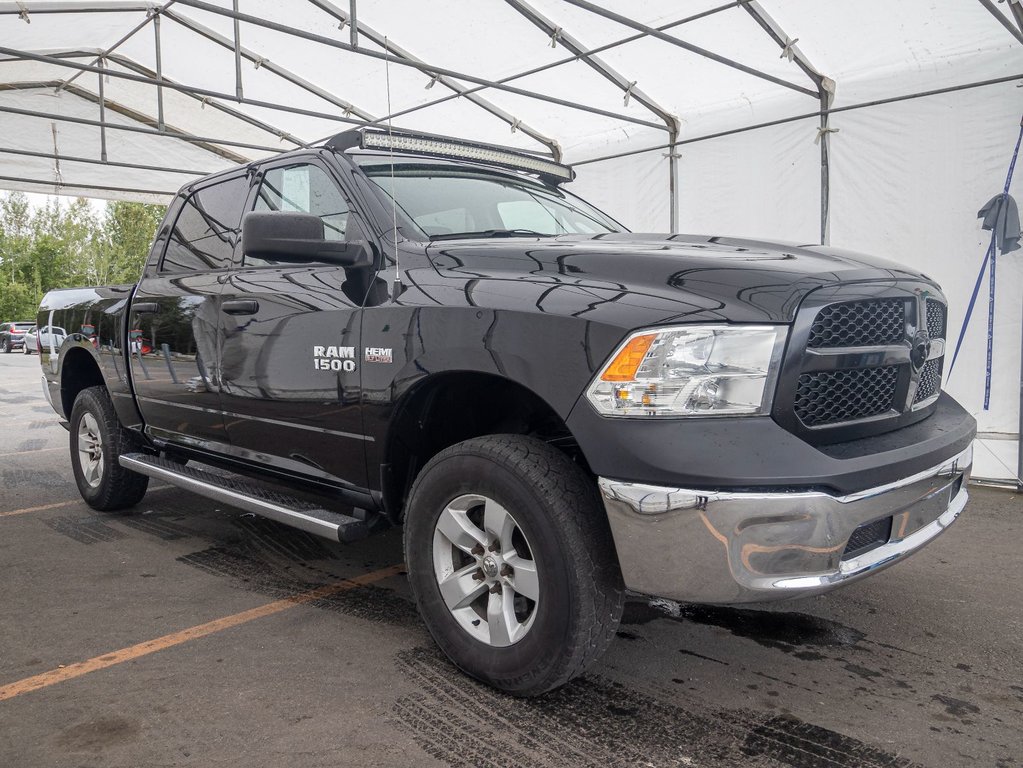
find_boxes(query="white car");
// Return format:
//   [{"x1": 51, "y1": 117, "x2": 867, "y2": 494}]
[{"x1": 23, "y1": 325, "x2": 66, "y2": 355}]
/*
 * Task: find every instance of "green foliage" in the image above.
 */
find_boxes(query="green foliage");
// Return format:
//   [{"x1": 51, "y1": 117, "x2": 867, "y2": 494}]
[{"x1": 0, "y1": 192, "x2": 165, "y2": 322}]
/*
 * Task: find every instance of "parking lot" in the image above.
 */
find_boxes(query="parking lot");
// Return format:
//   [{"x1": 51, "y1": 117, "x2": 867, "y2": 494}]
[{"x1": 0, "y1": 352, "x2": 1020, "y2": 767}]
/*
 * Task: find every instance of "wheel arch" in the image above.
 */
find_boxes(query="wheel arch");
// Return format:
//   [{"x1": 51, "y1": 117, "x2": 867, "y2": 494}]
[
  {"x1": 58, "y1": 346, "x2": 106, "y2": 419},
  {"x1": 381, "y1": 370, "x2": 590, "y2": 522}
]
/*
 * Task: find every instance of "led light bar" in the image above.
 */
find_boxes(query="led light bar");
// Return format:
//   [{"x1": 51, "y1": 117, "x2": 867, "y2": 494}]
[{"x1": 354, "y1": 130, "x2": 575, "y2": 183}]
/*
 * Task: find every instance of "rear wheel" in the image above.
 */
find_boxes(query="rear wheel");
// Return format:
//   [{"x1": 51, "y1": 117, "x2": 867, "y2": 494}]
[
  {"x1": 69, "y1": 386, "x2": 149, "y2": 511},
  {"x1": 1, "y1": 338, "x2": 10, "y2": 353},
  {"x1": 404, "y1": 434, "x2": 624, "y2": 697}
]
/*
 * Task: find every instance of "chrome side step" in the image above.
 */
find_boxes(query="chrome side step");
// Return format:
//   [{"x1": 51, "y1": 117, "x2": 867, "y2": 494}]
[{"x1": 119, "y1": 453, "x2": 369, "y2": 543}]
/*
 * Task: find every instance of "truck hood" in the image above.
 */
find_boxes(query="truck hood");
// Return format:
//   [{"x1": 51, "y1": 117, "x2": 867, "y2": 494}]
[{"x1": 425, "y1": 233, "x2": 937, "y2": 325}]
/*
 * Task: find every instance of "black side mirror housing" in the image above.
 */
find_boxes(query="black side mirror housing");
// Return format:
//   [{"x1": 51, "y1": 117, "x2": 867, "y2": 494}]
[{"x1": 241, "y1": 211, "x2": 372, "y2": 268}]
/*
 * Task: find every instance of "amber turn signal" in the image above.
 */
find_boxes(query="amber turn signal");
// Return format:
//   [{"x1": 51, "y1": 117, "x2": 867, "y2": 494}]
[{"x1": 600, "y1": 334, "x2": 655, "y2": 381}]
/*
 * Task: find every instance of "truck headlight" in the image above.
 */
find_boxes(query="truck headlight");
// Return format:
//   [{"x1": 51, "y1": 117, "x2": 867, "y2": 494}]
[{"x1": 585, "y1": 325, "x2": 787, "y2": 417}]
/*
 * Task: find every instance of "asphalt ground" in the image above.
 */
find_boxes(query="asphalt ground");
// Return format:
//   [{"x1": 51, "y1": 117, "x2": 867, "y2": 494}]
[{"x1": 0, "y1": 352, "x2": 1020, "y2": 768}]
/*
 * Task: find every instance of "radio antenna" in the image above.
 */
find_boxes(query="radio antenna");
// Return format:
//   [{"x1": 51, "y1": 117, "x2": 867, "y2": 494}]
[{"x1": 384, "y1": 37, "x2": 402, "y2": 298}]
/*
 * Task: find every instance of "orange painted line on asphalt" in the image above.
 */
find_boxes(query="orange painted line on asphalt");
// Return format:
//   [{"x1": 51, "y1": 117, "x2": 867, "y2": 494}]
[
  {"x1": 0, "y1": 563, "x2": 406, "y2": 702},
  {"x1": 0, "y1": 485, "x2": 172, "y2": 518}
]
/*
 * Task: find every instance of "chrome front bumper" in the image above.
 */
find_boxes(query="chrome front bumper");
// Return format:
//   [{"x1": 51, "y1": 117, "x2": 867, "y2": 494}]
[{"x1": 598, "y1": 444, "x2": 973, "y2": 604}]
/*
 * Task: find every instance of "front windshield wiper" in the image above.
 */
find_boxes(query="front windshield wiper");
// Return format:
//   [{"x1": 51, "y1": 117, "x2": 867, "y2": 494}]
[{"x1": 429, "y1": 229, "x2": 555, "y2": 241}]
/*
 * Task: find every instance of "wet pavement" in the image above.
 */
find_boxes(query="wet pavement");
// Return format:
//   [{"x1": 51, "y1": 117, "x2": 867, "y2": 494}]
[{"x1": 0, "y1": 352, "x2": 1020, "y2": 767}]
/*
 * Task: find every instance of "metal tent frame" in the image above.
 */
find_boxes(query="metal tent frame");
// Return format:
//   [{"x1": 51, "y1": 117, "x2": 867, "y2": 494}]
[{"x1": 0, "y1": 0, "x2": 1020, "y2": 241}]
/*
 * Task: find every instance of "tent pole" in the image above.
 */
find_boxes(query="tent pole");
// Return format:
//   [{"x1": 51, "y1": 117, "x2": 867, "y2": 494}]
[
  {"x1": 348, "y1": 0, "x2": 357, "y2": 47},
  {"x1": 976, "y1": 0, "x2": 1023, "y2": 45},
  {"x1": 0, "y1": 103, "x2": 282, "y2": 156},
  {"x1": 573, "y1": 72, "x2": 1023, "y2": 165},
  {"x1": 0, "y1": 173, "x2": 176, "y2": 197},
  {"x1": 154, "y1": 12, "x2": 164, "y2": 130},
  {"x1": 562, "y1": 0, "x2": 818, "y2": 98},
  {"x1": 819, "y1": 91, "x2": 831, "y2": 245},
  {"x1": 97, "y1": 57, "x2": 107, "y2": 162},
  {"x1": 503, "y1": 0, "x2": 679, "y2": 132},
  {"x1": 167, "y1": 10, "x2": 376, "y2": 121},
  {"x1": 54, "y1": 2, "x2": 167, "y2": 93},
  {"x1": 370, "y1": 2, "x2": 737, "y2": 128},
  {"x1": 232, "y1": 0, "x2": 243, "y2": 100},
  {"x1": 305, "y1": 0, "x2": 559, "y2": 158},
  {"x1": 1011, "y1": 0, "x2": 1023, "y2": 38},
  {"x1": 1019, "y1": 316, "x2": 1023, "y2": 490},
  {"x1": 169, "y1": 0, "x2": 669, "y2": 132},
  {"x1": 0, "y1": 46, "x2": 363, "y2": 134},
  {"x1": 0, "y1": 145, "x2": 210, "y2": 176},
  {"x1": 669, "y1": 128, "x2": 679, "y2": 232}
]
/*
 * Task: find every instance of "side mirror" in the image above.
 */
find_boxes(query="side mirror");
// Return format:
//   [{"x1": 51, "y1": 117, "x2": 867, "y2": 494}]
[{"x1": 241, "y1": 211, "x2": 372, "y2": 268}]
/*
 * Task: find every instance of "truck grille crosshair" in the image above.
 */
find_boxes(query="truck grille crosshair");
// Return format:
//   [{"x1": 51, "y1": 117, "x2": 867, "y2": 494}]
[{"x1": 781, "y1": 294, "x2": 947, "y2": 434}]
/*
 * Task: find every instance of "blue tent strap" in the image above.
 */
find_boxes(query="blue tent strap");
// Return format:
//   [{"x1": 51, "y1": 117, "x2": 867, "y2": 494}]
[{"x1": 948, "y1": 115, "x2": 1023, "y2": 411}]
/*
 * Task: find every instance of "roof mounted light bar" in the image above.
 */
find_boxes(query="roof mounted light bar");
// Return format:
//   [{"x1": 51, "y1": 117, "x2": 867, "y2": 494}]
[{"x1": 325, "y1": 128, "x2": 575, "y2": 183}]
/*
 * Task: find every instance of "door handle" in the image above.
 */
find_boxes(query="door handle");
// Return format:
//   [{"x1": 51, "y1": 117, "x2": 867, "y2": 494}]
[
  {"x1": 222, "y1": 299, "x2": 259, "y2": 316},
  {"x1": 133, "y1": 302, "x2": 160, "y2": 314}
]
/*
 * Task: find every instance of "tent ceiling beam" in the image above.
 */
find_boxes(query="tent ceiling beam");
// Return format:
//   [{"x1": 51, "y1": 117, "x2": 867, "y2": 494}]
[
  {"x1": 0, "y1": 145, "x2": 210, "y2": 176},
  {"x1": 57, "y1": 1, "x2": 173, "y2": 94},
  {"x1": 0, "y1": 173, "x2": 176, "y2": 197},
  {"x1": 307, "y1": 0, "x2": 562, "y2": 160},
  {"x1": 0, "y1": 102, "x2": 278, "y2": 159},
  {"x1": 32, "y1": 78, "x2": 250, "y2": 163},
  {"x1": 370, "y1": 2, "x2": 739, "y2": 132},
  {"x1": 977, "y1": 0, "x2": 1023, "y2": 44},
  {"x1": 165, "y1": 9, "x2": 376, "y2": 121},
  {"x1": 574, "y1": 71, "x2": 1023, "y2": 166},
  {"x1": 0, "y1": 47, "x2": 362, "y2": 137},
  {"x1": 563, "y1": 0, "x2": 819, "y2": 99},
  {"x1": 504, "y1": 0, "x2": 678, "y2": 228},
  {"x1": 106, "y1": 54, "x2": 311, "y2": 149},
  {"x1": 739, "y1": 1, "x2": 826, "y2": 90},
  {"x1": 0, "y1": 1, "x2": 151, "y2": 15},
  {"x1": 0, "y1": 48, "x2": 311, "y2": 151},
  {"x1": 169, "y1": 0, "x2": 669, "y2": 132}
]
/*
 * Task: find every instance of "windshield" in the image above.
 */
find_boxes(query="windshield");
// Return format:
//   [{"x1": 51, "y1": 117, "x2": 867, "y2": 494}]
[{"x1": 356, "y1": 161, "x2": 623, "y2": 240}]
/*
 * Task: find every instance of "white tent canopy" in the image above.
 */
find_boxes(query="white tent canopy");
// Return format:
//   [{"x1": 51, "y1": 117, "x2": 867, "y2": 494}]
[{"x1": 1, "y1": 0, "x2": 1022, "y2": 482}]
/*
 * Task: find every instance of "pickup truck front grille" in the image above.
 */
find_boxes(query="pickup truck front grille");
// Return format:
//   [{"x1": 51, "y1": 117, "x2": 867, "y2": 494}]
[
  {"x1": 774, "y1": 289, "x2": 947, "y2": 442},
  {"x1": 794, "y1": 366, "x2": 899, "y2": 427},
  {"x1": 807, "y1": 298, "x2": 905, "y2": 348},
  {"x1": 913, "y1": 358, "x2": 943, "y2": 404},
  {"x1": 926, "y1": 299, "x2": 947, "y2": 339}
]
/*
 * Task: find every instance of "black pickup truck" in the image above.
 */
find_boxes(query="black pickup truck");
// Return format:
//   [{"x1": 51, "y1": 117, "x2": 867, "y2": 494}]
[{"x1": 39, "y1": 128, "x2": 976, "y2": 696}]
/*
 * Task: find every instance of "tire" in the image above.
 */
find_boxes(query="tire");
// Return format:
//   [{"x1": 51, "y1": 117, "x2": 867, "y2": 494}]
[
  {"x1": 1, "y1": 338, "x2": 9, "y2": 353},
  {"x1": 22, "y1": 344, "x2": 30, "y2": 355},
  {"x1": 69, "y1": 385, "x2": 149, "y2": 511},
  {"x1": 404, "y1": 434, "x2": 625, "y2": 697}
]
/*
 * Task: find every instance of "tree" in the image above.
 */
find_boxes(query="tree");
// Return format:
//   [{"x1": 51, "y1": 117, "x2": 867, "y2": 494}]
[{"x1": 0, "y1": 192, "x2": 166, "y2": 321}]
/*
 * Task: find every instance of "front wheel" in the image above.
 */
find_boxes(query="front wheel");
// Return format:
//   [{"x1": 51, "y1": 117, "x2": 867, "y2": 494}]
[
  {"x1": 404, "y1": 435, "x2": 625, "y2": 697},
  {"x1": 1, "y1": 338, "x2": 9, "y2": 353},
  {"x1": 69, "y1": 386, "x2": 149, "y2": 511}
]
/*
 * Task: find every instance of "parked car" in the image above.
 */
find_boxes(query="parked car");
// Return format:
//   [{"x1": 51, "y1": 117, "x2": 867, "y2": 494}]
[
  {"x1": 0, "y1": 322, "x2": 34, "y2": 352},
  {"x1": 38, "y1": 128, "x2": 976, "y2": 696},
  {"x1": 23, "y1": 325, "x2": 67, "y2": 355}
]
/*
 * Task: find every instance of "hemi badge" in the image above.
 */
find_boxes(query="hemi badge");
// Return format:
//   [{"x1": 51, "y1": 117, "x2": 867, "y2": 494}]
[{"x1": 365, "y1": 347, "x2": 393, "y2": 364}]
